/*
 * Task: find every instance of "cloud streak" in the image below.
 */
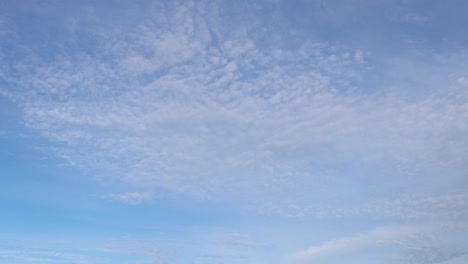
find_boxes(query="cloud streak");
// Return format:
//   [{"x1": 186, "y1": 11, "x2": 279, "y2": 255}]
[
  {"x1": 103, "y1": 192, "x2": 152, "y2": 205},
  {"x1": 289, "y1": 224, "x2": 468, "y2": 264}
]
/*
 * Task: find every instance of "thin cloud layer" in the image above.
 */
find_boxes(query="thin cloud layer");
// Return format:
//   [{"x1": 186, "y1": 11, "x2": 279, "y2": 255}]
[
  {"x1": 2, "y1": 2, "x2": 466, "y2": 206},
  {"x1": 1, "y1": 1, "x2": 467, "y2": 264}
]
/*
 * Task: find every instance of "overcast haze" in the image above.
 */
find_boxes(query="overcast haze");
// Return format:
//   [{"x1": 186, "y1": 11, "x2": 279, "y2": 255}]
[{"x1": 1, "y1": 1, "x2": 468, "y2": 263}]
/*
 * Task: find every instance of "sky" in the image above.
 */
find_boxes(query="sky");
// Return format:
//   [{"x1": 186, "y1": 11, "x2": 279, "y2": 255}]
[{"x1": 0, "y1": 0, "x2": 468, "y2": 263}]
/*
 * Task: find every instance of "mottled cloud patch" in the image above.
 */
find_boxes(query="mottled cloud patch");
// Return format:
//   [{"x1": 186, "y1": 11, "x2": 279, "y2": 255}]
[
  {"x1": 0, "y1": 1, "x2": 467, "y2": 215},
  {"x1": 103, "y1": 192, "x2": 152, "y2": 205}
]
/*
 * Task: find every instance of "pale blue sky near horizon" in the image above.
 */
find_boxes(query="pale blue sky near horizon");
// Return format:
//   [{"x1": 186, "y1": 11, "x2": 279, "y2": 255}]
[{"x1": 1, "y1": 1, "x2": 468, "y2": 263}]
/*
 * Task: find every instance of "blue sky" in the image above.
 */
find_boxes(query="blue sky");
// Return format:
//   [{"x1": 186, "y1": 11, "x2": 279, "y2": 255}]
[{"x1": 1, "y1": 0, "x2": 468, "y2": 263}]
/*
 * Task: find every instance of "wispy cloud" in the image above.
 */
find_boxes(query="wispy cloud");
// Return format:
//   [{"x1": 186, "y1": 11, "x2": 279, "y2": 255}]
[
  {"x1": 103, "y1": 192, "x2": 152, "y2": 205},
  {"x1": 0, "y1": 249, "x2": 89, "y2": 264},
  {"x1": 0, "y1": 236, "x2": 182, "y2": 264},
  {"x1": 290, "y1": 226, "x2": 419, "y2": 262},
  {"x1": 333, "y1": 193, "x2": 468, "y2": 221},
  {"x1": 289, "y1": 224, "x2": 468, "y2": 264}
]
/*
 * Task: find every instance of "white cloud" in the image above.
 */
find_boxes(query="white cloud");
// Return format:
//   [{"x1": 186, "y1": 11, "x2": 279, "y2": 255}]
[
  {"x1": 332, "y1": 193, "x2": 468, "y2": 221},
  {"x1": 0, "y1": 249, "x2": 88, "y2": 264},
  {"x1": 0, "y1": 1, "x2": 467, "y2": 215},
  {"x1": 289, "y1": 226, "x2": 419, "y2": 262},
  {"x1": 0, "y1": 235, "x2": 185, "y2": 264},
  {"x1": 0, "y1": 3, "x2": 468, "y2": 264},
  {"x1": 289, "y1": 225, "x2": 468, "y2": 264},
  {"x1": 456, "y1": 77, "x2": 468, "y2": 86},
  {"x1": 438, "y1": 254, "x2": 468, "y2": 264},
  {"x1": 402, "y1": 12, "x2": 429, "y2": 25},
  {"x1": 103, "y1": 192, "x2": 152, "y2": 205}
]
